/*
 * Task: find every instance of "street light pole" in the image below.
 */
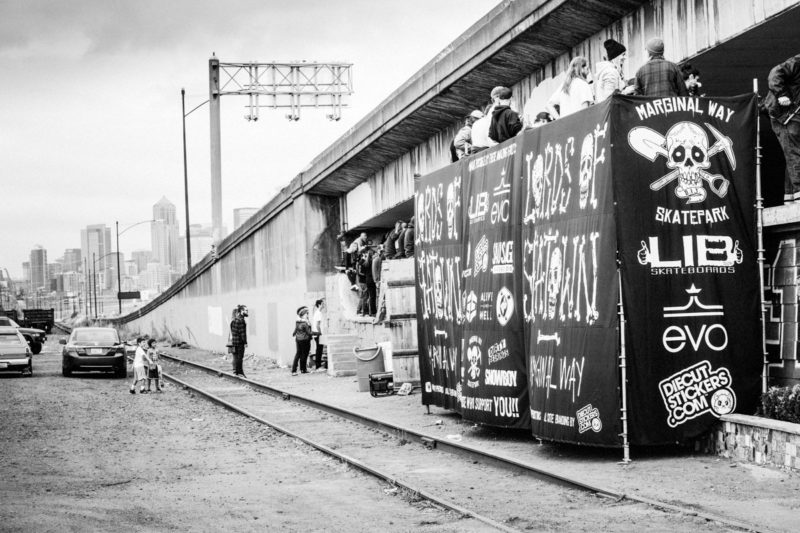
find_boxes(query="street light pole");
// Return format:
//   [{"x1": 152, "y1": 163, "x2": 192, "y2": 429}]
[
  {"x1": 116, "y1": 221, "x2": 122, "y2": 314},
  {"x1": 182, "y1": 89, "x2": 193, "y2": 269},
  {"x1": 92, "y1": 252, "x2": 97, "y2": 320}
]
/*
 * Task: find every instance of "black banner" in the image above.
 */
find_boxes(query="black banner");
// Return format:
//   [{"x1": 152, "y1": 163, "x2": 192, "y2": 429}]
[
  {"x1": 416, "y1": 163, "x2": 464, "y2": 411},
  {"x1": 520, "y1": 102, "x2": 622, "y2": 445},
  {"x1": 613, "y1": 95, "x2": 761, "y2": 444},
  {"x1": 459, "y1": 140, "x2": 530, "y2": 428}
]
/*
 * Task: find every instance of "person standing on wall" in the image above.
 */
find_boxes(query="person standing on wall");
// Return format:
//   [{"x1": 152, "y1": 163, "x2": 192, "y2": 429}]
[
  {"x1": 453, "y1": 110, "x2": 485, "y2": 159},
  {"x1": 230, "y1": 304, "x2": 248, "y2": 378},
  {"x1": 291, "y1": 306, "x2": 313, "y2": 376},
  {"x1": 633, "y1": 37, "x2": 688, "y2": 97},
  {"x1": 547, "y1": 56, "x2": 594, "y2": 120},
  {"x1": 488, "y1": 87, "x2": 523, "y2": 143},
  {"x1": 311, "y1": 299, "x2": 326, "y2": 371},
  {"x1": 765, "y1": 53, "x2": 800, "y2": 204},
  {"x1": 595, "y1": 39, "x2": 634, "y2": 102}
]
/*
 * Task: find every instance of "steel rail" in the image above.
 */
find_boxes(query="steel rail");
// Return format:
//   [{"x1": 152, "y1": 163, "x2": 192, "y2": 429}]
[
  {"x1": 160, "y1": 370, "x2": 523, "y2": 533},
  {"x1": 159, "y1": 352, "x2": 773, "y2": 533}
]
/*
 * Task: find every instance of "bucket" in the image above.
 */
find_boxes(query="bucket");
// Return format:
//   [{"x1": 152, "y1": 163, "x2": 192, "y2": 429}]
[{"x1": 354, "y1": 345, "x2": 385, "y2": 392}]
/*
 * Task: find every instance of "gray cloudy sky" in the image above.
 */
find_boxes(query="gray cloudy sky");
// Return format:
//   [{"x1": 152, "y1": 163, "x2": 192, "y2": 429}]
[{"x1": 1, "y1": 0, "x2": 497, "y2": 277}]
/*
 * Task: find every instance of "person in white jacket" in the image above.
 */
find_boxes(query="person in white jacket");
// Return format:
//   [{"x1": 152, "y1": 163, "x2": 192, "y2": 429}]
[{"x1": 594, "y1": 39, "x2": 634, "y2": 102}]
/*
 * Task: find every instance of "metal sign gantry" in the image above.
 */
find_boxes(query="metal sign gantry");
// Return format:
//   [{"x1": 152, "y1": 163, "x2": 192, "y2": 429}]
[{"x1": 207, "y1": 56, "x2": 354, "y2": 242}]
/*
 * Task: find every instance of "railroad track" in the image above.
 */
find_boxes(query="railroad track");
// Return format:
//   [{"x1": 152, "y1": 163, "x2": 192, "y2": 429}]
[
  {"x1": 49, "y1": 324, "x2": 771, "y2": 531},
  {"x1": 156, "y1": 351, "x2": 769, "y2": 533}
]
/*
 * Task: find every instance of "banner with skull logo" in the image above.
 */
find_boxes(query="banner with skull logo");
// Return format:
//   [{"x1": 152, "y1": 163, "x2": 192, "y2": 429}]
[
  {"x1": 520, "y1": 101, "x2": 622, "y2": 445},
  {"x1": 613, "y1": 94, "x2": 761, "y2": 444},
  {"x1": 415, "y1": 163, "x2": 465, "y2": 411},
  {"x1": 459, "y1": 138, "x2": 530, "y2": 428}
]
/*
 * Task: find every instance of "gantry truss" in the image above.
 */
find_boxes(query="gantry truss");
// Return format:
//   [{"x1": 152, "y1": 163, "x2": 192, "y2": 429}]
[{"x1": 214, "y1": 61, "x2": 353, "y2": 121}]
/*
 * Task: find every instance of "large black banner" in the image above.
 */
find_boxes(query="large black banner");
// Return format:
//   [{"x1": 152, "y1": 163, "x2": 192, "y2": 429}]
[
  {"x1": 416, "y1": 163, "x2": 464, "y2": 411},
  {"x1": 520, "y1": 102, "x2": 622, "y2": 445},
  {"x1": 613, "y1": 95, "x2": 761, "y2": 444},
  {"x1": 460, "y1": 139, "x2": 530, "y2": 428}
]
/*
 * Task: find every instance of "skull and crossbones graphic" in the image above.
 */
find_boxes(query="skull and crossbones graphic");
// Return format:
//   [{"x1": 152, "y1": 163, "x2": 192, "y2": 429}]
[{"x1": 628, "y1": 121, "x2": 735, "y2": 204}]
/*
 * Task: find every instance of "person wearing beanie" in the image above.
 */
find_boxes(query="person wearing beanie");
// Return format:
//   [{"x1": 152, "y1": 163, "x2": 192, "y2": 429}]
[
  {"x1": 453, "y1": 109, "x2": 484, "y2": 159},
  {"x1": 595, "y1": 38, "x2": 634, "y2": 101},
  {"x1": 489, "y1": 86, "x2": 523, "y2": 143},
  {"x1": 633, "y1": 36, "x2": 688, "y2": 97}
]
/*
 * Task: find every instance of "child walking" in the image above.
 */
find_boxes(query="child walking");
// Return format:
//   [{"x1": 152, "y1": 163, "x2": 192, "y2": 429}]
[
  {"x1": 129, "y1": 337, "x2": 153, "y2": 394},
  {"x1": 146, "y1": 339, "x2": 162, "y2": 392}
]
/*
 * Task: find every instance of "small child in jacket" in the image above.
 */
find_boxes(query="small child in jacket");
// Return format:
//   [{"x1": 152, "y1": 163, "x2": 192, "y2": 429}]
[
  {"x1": 291, "y1": 306, "x2": 313, "y2": 375},
  {"x1": 146, "y1": 339, "x2": 162, "y2": 392}
]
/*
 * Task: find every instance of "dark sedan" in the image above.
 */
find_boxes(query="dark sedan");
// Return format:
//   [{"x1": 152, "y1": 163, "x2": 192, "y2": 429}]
[
  {"x1": 0, "y1": 326, "x2": 33, "y2": 376},
  {"x1": 60, "y1": 327, "x2": 126, "y2": 378}
]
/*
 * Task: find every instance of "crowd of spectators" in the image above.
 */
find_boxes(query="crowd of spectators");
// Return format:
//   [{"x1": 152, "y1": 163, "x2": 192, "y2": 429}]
[
  {"x1": 448, "y1": 36, "x2": 710, "y2": 160},
  {"x1": 339, "y1": 217, "x2": 415, "y2": 318}
]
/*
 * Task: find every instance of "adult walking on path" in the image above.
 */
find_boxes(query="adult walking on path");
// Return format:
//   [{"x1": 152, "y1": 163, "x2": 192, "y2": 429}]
[
  {"x1": 633, "y1": 37, "x2": 688, "y2": 97},
  {"x1": 291, "y1": 306, "x2": 313, "y2": 376},
  {"x1": 230, "y1": 305, "x2": 248, "y2": 378},
  {"x1": 765, "y1": 53, "x2": 800, "y2": 204}
]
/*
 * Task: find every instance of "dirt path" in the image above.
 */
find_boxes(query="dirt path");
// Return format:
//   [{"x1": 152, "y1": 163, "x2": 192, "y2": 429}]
[{"x1": 0, "y1": 345, "x2": 488, "y2": 532}]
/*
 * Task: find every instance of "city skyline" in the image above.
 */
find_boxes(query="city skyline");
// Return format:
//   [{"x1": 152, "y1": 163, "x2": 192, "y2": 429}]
[{"x1": 0, "y1": 1, "x2": 496, "y2": 278}]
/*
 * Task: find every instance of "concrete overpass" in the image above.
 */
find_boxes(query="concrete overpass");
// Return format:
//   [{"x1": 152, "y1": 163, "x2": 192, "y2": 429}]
[{"x1": 115, "y1": 0, "x2": 800, "y2": 376}]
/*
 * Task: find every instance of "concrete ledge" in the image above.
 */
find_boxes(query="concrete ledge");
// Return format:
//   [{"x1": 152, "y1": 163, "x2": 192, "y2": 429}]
[
  {"x1": 721, "y1": 413, "x2": 800, "y2": 437},
  {"x1": 702, "y1": 414, "x2": 800, "y2": 472}
]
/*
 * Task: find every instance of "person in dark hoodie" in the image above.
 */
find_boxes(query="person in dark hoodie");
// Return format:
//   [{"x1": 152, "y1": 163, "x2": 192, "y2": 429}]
[
  {"x1": 488, "y1": 87, "x2": 522, "y2": 144},
  {"x1": 291, "y1": 306, "x2": 313, "y2": 375}
]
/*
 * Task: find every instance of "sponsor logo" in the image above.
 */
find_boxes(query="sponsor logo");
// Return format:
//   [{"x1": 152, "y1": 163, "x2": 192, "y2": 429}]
[
  {"x1": 474, "y1": 235, "x2": 489, "y2": 274},
  {"x1": 492, "y1": 240, "x2": 514, "y2": 274},
  {"x1": 628, "y1": 119, "x2": 736, "y2": 205},
  {"x1": 658, "y1": 360, "x2": 736, "y2": 428},
  {"x1": 465, "y1": 291, "x2": 477, "y2": 323},
  {"x1": 468, "y1": 192, "x2": 489, "y2": 223},
  {"x1": 479, "y1": 291, "x2": 493, "y2": 321},
  {"x1": 655, "y1": 206, "x2": 729, "y2": 226},
  {"x1": 637, "y1": 235, "x2": 742, "y2": 275},
  {"x1": 491, "y1": 169, "x2": 511, "y2": 224},
  {"x1": 466, "y1": 335, "x2": 483, "y2": 388},
  {"x1": 662, "y1": 284, "x2": 728, "y2": 353},
  {"x1": 487, "y1": 339, "x2": 510, "y2": 365},
  {"x1": 484, "y1": 369, "x2": 517, "y2": 387},
  {"x1": 496, "y1": 286, "x2": 514, "y2": 326},
  {"x1": 576, "y1": 404, "x2": 602, "y2": 434}
]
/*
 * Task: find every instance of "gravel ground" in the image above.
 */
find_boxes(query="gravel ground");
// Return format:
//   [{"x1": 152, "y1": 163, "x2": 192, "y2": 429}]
[
  {"x1": 0, "y1": 342, "x2": 491, "y2": 532},
  {"x1": 160, "y1": 342, "x2": 800, "y2": 533}
]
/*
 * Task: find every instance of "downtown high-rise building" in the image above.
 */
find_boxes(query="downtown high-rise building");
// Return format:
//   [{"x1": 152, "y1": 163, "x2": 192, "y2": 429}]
[
  {"x1": 81, "y1": 224, "x2": 113, "y2": 290},
  {"x1": 151, "y1": 197, "x2": 179, "y2": 269},
  {"x1": 63, "y1": 248, "x2": 82, "y2": 273},
  {"x1": 233, "y1": 207, "x2": 259, "y2": 229},
  {"x1": 29, "y1": 246, "x2": 47, "y2": 292}
]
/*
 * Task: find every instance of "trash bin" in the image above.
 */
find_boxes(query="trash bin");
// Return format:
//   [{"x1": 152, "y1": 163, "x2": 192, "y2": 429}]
[{"x1": 354, "y1": 345, "x2": 385, "y2": 392}]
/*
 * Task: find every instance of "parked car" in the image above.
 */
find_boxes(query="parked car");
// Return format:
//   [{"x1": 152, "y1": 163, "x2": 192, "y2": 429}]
[
  {"x1": 0, "y1": 316, "x2": 46, "y2": 354},
  {"x1": 0, "y1": 326, "x2": 33, "y2": 376},
  {"x1": 60, "y1": 327, "x2": 126, "y2": 378}
]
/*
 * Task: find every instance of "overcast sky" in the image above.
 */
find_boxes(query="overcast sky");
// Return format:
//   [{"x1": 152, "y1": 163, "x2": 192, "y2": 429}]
[{"x1": 1, "y1": 0, "x2": 498, "y2": 278}]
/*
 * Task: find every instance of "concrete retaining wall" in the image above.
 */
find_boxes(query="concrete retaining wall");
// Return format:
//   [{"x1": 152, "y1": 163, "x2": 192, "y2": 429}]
[{"x1": 702, "y1": 414, "x2": 800, "y2": 472}]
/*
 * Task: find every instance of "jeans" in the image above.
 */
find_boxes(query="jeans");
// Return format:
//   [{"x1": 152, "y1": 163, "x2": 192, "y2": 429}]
[
  {"x1": 292, "y1": 339, "x2": 311, "y2": 373},
  {"x1": 232, "y1": 344, "x2": 245, "y2": 375},
  {"x1": 772, "y1": 117, "x2": 800, "y2": 201},
  {"x1": 312, "y1": 334, "x2": 325, "y2": 369}
]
